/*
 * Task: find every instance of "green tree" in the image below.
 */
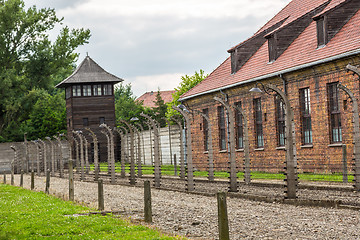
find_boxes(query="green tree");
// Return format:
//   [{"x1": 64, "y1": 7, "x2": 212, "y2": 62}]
[
  {"x1": 152, "y1": 89, "x2": 168, "y2": 127},
  {"x1": 115, "y1": 83, "x2": 146, "y2": 123},
  {"x1": 166, "y1": 69, "x2": 208, "y2": 118},
  {"x1": 0, "y1": 0, "x2": 91, "y2": 141}
]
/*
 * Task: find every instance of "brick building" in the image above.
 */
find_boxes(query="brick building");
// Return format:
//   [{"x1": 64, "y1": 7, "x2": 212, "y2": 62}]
[
  {"x1": 180, "y1": 0, "x2": 360, "y2": 173},
  {"x1": 136, "y1": 90, "x2": 175, "y2": 108}
]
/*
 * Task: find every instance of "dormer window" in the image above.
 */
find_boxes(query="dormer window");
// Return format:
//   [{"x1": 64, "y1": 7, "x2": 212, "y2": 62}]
[
  {"x1": 267, "y1": 33, "x2": 278, "y2": 63},
  {"x1": 316, "y1": 16, "x2": 328, "y2": 47}
]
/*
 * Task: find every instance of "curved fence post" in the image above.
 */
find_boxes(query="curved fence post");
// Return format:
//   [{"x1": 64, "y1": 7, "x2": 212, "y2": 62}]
[
  {"x1": 172, "y1": 106, "x2": 194, "y2": 192},
  {"x1": 232, "y1": 104, "x2": 251, "y2": 184},
  {"x1": 86, "y1": 128, "x2": 100, "y2": 181},
  {"x1": 171, "y1": 116, "x2": 185, "y2": 179},
  {"x1": 118, "y1": 120, "x2": 136, "y2": 185},
  {"x1": 140, "y1": 113, "x2": 161, "y2": 188},
  {"x1": 214, "y1": 97, "x2": 238, "y2": 192}
]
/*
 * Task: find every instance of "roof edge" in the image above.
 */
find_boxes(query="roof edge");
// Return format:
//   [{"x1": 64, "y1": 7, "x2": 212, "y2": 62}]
[{"x1": 180, "y1": 48, "x2": 360, "y2": 102}]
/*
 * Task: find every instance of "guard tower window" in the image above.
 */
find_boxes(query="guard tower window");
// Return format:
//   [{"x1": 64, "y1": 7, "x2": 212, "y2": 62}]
[
  {"x1": 66, "y1": 87, "x2": 71, "y2": 99},
  {"x1": 72, "y1": 85, "x2": 81, "y2": 97},
  {"x1": 83, "y1": 85, "x2": 92, "y2": 96},
  {"x1": 104, "y1": 84, "x2": 112, "y2": 95},
  {"x1": 93, "y1": 85, "x2": 102, "y2": 96}
]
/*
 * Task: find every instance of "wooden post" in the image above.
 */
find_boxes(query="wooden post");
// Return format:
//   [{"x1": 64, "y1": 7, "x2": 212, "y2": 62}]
[
  {"x1": 69, "y1": 160, "x2": 74, "y2": 201},
  {"x1": 45, "y1": 170, "x2": 50, "y2": 194},
  {"x1": 144, "y1": 180, "x2": 152, "y2": 223},
  {"x1": 20, "y1": 170, "x2": 24, "y2": 187},
  {"x1": 98, "y1": 179, "x2": 104, "y2": 211},
  {"x1": 217, "y1": 192, "x2": 230, "y2": 240},
  {"x1": 342, "y1": 144, "x2": 348, "y2": 183},
  {"x1": 11, "y1": 171, "x2": 14, "y2": 185},
  {"x1": 3, "y1": 173, "x2": 6, "y2": 184},
  {"x1": 31, "y1": 171, "x2": 35, "y2": 190}
]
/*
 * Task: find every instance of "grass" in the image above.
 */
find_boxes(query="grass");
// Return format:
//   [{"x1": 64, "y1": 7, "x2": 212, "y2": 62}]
[
  {"x1": 0, "y1": 184, "x2": 185, "y2": 240},
  {"x1": 89, "y1": 163, "x2": 354, "y2": 182}
]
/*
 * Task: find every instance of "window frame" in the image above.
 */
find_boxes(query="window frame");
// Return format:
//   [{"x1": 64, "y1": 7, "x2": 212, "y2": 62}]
[
  {"x1": 299, "y1": 87, "x2": 312, "y2": 145},
  {"x1": 72, "y1": 85, "x2": 82, "y2": 97},
  {"x1": 234, "y1": 101, "x2": 244, "y2": 149},
  {"x1": 275, "y1": 96, "x2": 286, "y2": 147},
  {"x1": 253, "y1": 98, "x2": 264, "y2": 148},
  {"x1": 93, "y1": 84, "x2": 102, "y2": 96},
  {"x1": 202, "y1": 108, "x2": 209, "y2": 151},
  {"x1": 217, "y1": 106, "x2": 226, "y2": 150},
  {"x1": 103, "y1": 84, "x2": 113, "y2": 96},
  {"x1": 327, "y1": 82, "x2": 342, "y2": 143}
]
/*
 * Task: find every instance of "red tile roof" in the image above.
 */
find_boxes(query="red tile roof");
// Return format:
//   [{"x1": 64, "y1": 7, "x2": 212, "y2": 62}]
[
  {"x1": 181, "y1": 0, "x2": 360, "y2": 100},
  {"x1": 136, "y1": 90, "x2": 175, "y2": 108}
]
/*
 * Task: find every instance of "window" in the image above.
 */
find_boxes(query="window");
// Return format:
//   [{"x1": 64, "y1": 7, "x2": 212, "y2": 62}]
[
  {"x1": 93, "y1": 85, "x2": 102, "y2": 96},
  {"x1": 66, "y1": 87, "x2": 71, "y2": 99},
  {"x1": 316, "y1": 16, "x2": 328, "y2": 47},
  {"x1": 83, "y1": 118, "x2": 89, "y2": 126},
  {"x1": 234, "y1": 101, "x2": 244, "y2": 149},
  {"x1": 218, "y1": 106, "x2": 226, "y2": 150},
  {"x1": 203, "y1": 108, "x2": 209, "y2": 151},
  {"x1": 254, "y1": 98, "x2": 264, "y2": 148},
  {"x1": 72, "y1": 85, "x2": 81, "y2": 97},
  {"x1": 300, "y1": 88, "x2": 312, "y2": 145},
  {"x1": 275, "y1": 96, "x2": 285, "y2": 147},
  {"x1": 267, "y1": 34, "x2": 278, "y2": 62},
  {"x1": 99, "y1": 117, "x2": 105, "y2": 124},
  {"x1": 328, "y1": 83, "x2": 342, "y2": 143},
  {"x1": 103, "y1": 84, "x2": 112, "y2": 95},
  {"x1": 83, "y1": 85, "x2": 92, "y2": 96}
]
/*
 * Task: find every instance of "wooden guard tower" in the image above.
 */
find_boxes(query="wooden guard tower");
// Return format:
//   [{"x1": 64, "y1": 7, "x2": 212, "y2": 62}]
[{"x1": 56, "y1": 56, "x2": 123, "y2": 162}]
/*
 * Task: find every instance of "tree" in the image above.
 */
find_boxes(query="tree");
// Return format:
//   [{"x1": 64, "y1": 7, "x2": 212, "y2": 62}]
[
  {"x1": 0, "y1": 0, "x2": 91, "y2": 141},
  {"x1": 114, "y1": 83, "x2": 146, "y2": 123},
  {"x1": 166, "y1": 69, "x2": 208, "y2": 118},
  {"x1": 152, "y1": 89, "x2": 168, "y2": 127}
]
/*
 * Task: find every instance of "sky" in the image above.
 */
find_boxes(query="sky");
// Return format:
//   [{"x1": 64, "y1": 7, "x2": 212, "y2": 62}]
[{"x1": 23, "y1": 0, "x2": 291, "y2": 97}]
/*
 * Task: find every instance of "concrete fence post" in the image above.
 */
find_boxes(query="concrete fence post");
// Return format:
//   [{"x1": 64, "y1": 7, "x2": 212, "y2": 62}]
[
  {"x1": 214, "y1": 97, "x2": 238, "y2": 192},
  {"x1": 342, "y1": 144, "x2": 348, "y2": 183},
  {"x1": 217, "y1": 192, "x2": 230, "y2": 240},
  {"x1": 171, "y1": 116, "x2": 185, "y2": 179},
  {"x1": 68, "y1": 160, "x2": 74, "y2": 201},
  {"x1": 86, "y1": 128, "x2": 99, "y2": 181},
  {"x1": 98, "y1": 179, "x2": 104, "y2": 211},
  {"x1": 114, "y1": 128, "x2": 126, "y2": 178},
  {"x1": 172, "y1": 105, "x2": 195, "y2": 192},
  {"x1": 144, "y1": 180, "x2": 152, "y2": 223},
  {"x1": 3, "y1": 173, "x2": 6, "y2": 184},
  {"x1": 100, "y1": 124, "x2": 116, "y2": 185},
  {"x1": 118, "y1": 120, "x2": 136, "y2": 185},
  {"x1": 11, "y1": 170, "x2": 14, "y2": 185},
  {"x1": 141, "y1": 113, "x2": 161, "y2": 188}
]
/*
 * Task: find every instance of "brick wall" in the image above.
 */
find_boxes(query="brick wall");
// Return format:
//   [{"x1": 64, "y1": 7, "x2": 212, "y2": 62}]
[{"x1": 185, "y1": 54, "x2": 360, "y2": 174}]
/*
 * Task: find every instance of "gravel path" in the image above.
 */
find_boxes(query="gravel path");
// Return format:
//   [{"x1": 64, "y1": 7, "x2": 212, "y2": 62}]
[{"x1": 5, "y1": 174, "x2": 360, "y2": 240}]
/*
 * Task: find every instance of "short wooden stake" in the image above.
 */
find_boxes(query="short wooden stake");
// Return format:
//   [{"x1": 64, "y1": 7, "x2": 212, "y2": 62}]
[
  {"x1": 69, "y1": 160, "x2": 74, "y2": 201},
  {"x1": 20, "y1": 170, "x2": 24, "y2": 187},
  {"x1": 31, "y1": 171, "x2": 35, "y2": 190},
  {"x1": 45, "y1": 170, "x2": 50, "y2": 194},
  {"x1": 3, "y1": 173, "x2": 6, "y2": 184},
  {"x1": 11, "y1": 171, "x2": 14, "y2": 185},
  {"x1": 144, "y1": 180, "x2": 152, "y2": 223},
  {"x1": 217, "y1": 192, "x2": 230, "y2": 240},
  {"x1": 98, "y1": 179, "x2": 104, "y2": 211}
]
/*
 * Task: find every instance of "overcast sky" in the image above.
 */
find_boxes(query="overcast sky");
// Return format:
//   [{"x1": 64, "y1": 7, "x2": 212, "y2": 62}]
[{"x1": 23, "y1": 0, "x2": 291, "y2": 97}]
